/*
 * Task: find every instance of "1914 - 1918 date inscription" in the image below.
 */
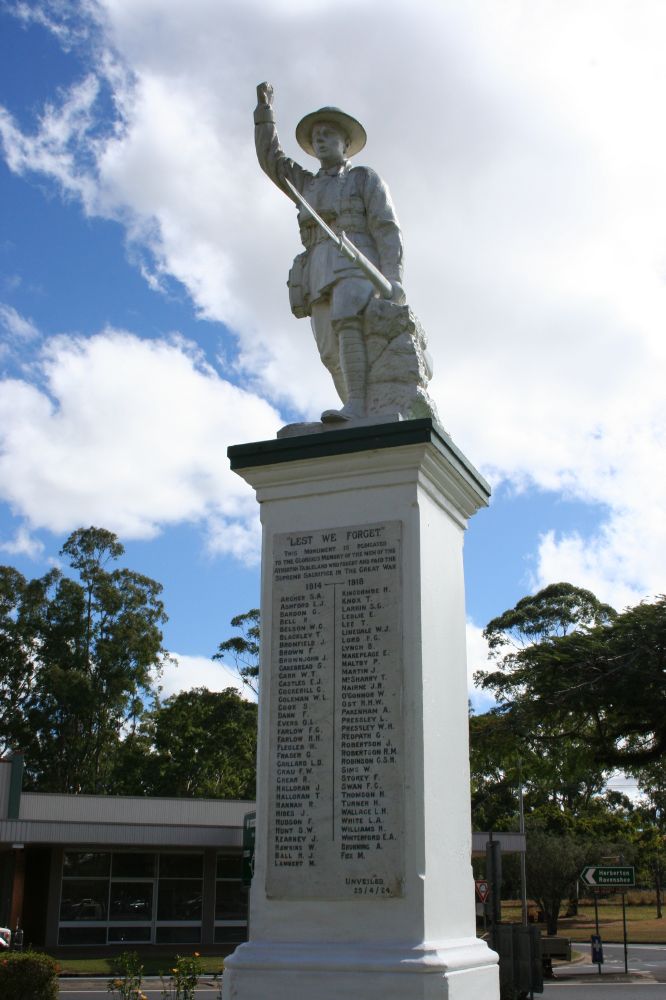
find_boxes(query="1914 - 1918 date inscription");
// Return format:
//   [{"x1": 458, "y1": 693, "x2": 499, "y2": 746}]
[{"x1": 266, "y1": 521, "x2": 404, "y2": 899}]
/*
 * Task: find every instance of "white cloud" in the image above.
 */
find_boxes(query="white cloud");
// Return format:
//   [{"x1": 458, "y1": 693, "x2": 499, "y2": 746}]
[
  {"x1": 0, "y1": 330, "x2": 280, "y2": 554},
  {"x1": 0, "y1": 303, "x2": 39, "y2": 342},
  {"x1": 0, "y1": 0, "x2": 665, "y2": 599},
  {"x1": 159, "y1": 651, "x2": 252, "y2": 700},
  {"x1": 466, "y1": 620, "x2": 495, "y2": 713},
  {"x1": 0, "y1": 525, "x2": 45, "y2": 559}
]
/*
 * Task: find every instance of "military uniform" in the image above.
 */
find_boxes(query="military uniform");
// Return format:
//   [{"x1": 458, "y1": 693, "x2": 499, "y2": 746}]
[{"x1": 254, "y1": 102, "x2": 404, "y2": 415}]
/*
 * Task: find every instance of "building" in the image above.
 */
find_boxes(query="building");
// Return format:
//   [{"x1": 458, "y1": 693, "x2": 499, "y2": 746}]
[
  {"x1": 0, "y1": 756, "x2": 254, "y2": 950},
  {"x1": 0, "y1": 755, "x2": 526, "y2": 951}
]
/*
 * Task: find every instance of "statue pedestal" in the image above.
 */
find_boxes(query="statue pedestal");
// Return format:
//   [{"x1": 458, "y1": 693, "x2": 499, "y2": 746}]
[{"x1": 223, "y1": 419, "x2": 498, "y2": 999}]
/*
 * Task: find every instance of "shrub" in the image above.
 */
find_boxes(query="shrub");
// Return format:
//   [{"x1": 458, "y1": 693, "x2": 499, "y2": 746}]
[
  {"x1": 0, "y1": 950, "x2": 59, "y2": 1000},
  {"x1": 160, "y1": 952, "x2": 204, "y2": 1000},
  {"x1": 107, "y1": 950, "x2": 147, "y2": 999}
]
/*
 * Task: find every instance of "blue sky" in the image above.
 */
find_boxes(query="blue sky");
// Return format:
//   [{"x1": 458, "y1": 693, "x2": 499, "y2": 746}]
[{"x1": 1, "y1": 0, "x2": 664, "y2": 707}]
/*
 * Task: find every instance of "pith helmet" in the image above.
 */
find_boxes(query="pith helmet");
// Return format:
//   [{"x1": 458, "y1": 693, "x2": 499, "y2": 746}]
[{"x1": 295, "y1": 106, "x2": 367, "y2": 158}]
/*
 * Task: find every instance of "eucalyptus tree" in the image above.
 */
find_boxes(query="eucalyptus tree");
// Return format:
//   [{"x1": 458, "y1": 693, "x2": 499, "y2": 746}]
[{"x1": 0, "y1": 527, "x2": 167, "y2": 792}]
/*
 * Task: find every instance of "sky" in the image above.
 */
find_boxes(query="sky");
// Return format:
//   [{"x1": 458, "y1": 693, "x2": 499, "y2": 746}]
[{"x1": 0, "y1": 0, "x2": 664, "y2": 715}]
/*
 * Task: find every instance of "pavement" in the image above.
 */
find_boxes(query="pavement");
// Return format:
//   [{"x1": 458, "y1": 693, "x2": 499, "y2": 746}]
[{"x1": 550, "y1": 940, "x2": 666, "y2": 984}]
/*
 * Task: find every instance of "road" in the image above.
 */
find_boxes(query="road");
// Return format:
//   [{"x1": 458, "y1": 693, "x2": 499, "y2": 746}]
[
  {"x1": 560, "y1": 942, "x2": 666, "y2": 980},
  {"x1": 540, "y1": 941, "x2": 666, "y2": 998}
]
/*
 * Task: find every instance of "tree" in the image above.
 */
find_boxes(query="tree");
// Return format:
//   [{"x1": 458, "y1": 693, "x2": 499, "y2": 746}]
[
  {"x1": 477, "y1": 585, "x2": 666, "y2": 769},
  {"x1": 0, "y1": 527, "x2": 168, "y2": 793},
  {"x1": 633, "y1": 762, "x2": 666, "y2": 917},
  {"x1": 214, "y1": 608, "x2": 260, "y2": 694},
  {"x1": 470, "y1": 585, "x2": 614, "y2": 831},
  {"x1": 482, "y1": 581, "x2": 616, "y2": 661},
  {"x1": 469, "y1": 708, "x2": 608, "y2": 832},
  {"x1": 524, "y1": 828, "x2": 589, "y2": 935},
  {"x1": 0, "y1": 565, "x2": 56, "y2": 756},
  {"x1": 150, "y1": 687, "x2": 257, "y2": 799}
]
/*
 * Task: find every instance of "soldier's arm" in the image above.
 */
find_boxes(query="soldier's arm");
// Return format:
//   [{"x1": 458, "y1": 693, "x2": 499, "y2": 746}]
[
  {"x1": 363, "y1": 169, "x2": 405, "y2": 301},
  {"x1": 254, "y1": 82, "x2": 312, "y2": 201}
]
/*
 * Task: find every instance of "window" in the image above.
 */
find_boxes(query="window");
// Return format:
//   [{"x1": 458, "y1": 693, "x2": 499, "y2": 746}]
[
  {"x1": 215, "y1": 852, "x2": 247, "y2": 942},
  {"x1": 63, "y1": 852, "x2": 110, "y2": 878},
  {"x1": 112, "y1": 853, "x2": 156, "y2": 878},
  {"x1": 58, "y1": 850, "x2": 208, "y2": 946},
  {"x1": 59, "y1": 880, "x2": 108, "y2": 921},
  {"x1": 157, "y1": 880, "x2": 202, "y2": 921},
  {"x1": 110, "y1": 883, "x2": 154, "y2": 921}
]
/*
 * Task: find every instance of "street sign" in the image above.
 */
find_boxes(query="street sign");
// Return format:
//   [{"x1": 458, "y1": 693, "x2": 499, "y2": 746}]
[
  {"x1": 475, "y1": 879, "x2": 490, "y2": 903},
  {"x1": 580, "y1": 865, "x2": 635, "y2": 888},
  {"x1": 242, "y1": 811, "x2": 256, "y2": 887}
]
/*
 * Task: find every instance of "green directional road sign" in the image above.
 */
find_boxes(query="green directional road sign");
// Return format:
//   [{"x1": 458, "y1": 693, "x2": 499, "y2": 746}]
[
  {"x1": 580, "y1": 865, "x2": 635, "y2": 888},
  {"x1": 242, "y1": 811, "x2": 256, "y2": 887}
]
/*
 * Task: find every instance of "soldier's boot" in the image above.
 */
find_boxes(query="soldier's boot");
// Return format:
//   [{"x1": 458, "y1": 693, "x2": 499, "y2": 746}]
[{"x1": 321, "y1": 322, "x2": 367, "y2": 422}]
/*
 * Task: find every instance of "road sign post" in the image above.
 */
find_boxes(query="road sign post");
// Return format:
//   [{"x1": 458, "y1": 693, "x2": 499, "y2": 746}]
[{"x1": 581, "y1": 865, "x2": 635, "y2": 978}]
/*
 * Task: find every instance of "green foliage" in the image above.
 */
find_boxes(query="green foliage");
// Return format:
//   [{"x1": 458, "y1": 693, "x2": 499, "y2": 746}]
[
  {"x1": 159, "y1": 953, "x2": 204, "y2": 1000},
  {"x1": 478, "y1": 585, "x2": 666, "y2": 768},
  {"x1": 471, "y1": 582, "x2": 666, "y2": 933},
  {"x1": 0, "y1": 527, "x2": 168, "y2": 793},
  {"x1": 0, "y1": 950, "x2": 59, "y2": 1000},
  {"x1": 634, "y1": 761, "x2": 666, "y2": 828},
  {"x1": 107, "y1": 950, "x2": 146, "y2": 1000},
  {"x1": 151, "y1": 687, "x2": 257, "y2": 798},
  {"x1": 469, "y1": 706, "x2": 608, "y2": 833},
  {"x1": 524, "y1": 829, "x2": 590, "y2": 935},
  {"x1": 214, "y1": 609, "x2": 260, "y2": 694},
  {"x1": 483, "y1": 581, "x2": 616, "y2": 653},
  {"x1": 1, "y1": 534, "x2": 260, "y2": 799}
]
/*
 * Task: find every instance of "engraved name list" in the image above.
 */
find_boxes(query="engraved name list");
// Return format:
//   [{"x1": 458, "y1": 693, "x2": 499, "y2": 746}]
[{"x1": 267, "y1": 521, "x2": 404, "y2": 899}]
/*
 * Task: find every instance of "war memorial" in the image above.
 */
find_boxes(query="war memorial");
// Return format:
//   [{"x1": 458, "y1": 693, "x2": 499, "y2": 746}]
[{"x1": 221, "y1": 83, "x2": 499, "y2": 999}]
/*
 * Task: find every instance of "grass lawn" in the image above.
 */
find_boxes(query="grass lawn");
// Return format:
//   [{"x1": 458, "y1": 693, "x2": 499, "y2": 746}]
[
  {"x1": 502, "y1": 900, "x2": 666, "y2": 944},
  {"x1": 49, "y1": 949, "x2": 232, "y2": 977}
]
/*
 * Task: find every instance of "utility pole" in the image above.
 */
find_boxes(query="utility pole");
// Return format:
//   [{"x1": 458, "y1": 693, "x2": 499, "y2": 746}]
[{"x1": 518, "y1": 758, "x2": 528, "y2": 925}]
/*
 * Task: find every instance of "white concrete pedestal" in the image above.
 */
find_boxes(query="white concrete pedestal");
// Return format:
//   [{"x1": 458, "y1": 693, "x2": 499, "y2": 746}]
[{"x1": 224, "y1": 419, "x2": 498, "y2": 999}]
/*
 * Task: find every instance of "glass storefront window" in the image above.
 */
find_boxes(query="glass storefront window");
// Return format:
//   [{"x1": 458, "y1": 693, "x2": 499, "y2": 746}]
[
  {"x1": 215, "y1": 881, "x2": 247, "y2": 921},
  {"x1": 63, "y1": 852, "x2": 110, "y2": 877},
  {"x1": 110, "y1": 882, "x2": 154, "y2": 921},
  {"x1": 59, "y1": 849, "x2": 218, "y2": 945},
  {"x1": 159, "y1": 853, "x2": 203, "y2": 878},
  {"x1": 214, "y1": 925, "x2": 246, "y2": 944},
  {"x1": 60, "y1": 880, "x2": 108, "y2": 921},
  {"x1": 216, "y1": 855, "x2": 242, "y2": 879},
  {"x1": 108, "y1": 926, "x2": 152, "y2": 943},
  {"x1": 157, "y1": 880, "x2": 202, "y2": 920},
  {"x1": 112, "y1": 853, "x2": 156, "y2": 878},
  {"x1": 59, "y1": 926, "x2": 107, "y2": 946},
  {"x1": 156, "y1": 926, "x2": 201, "y2": 944}
]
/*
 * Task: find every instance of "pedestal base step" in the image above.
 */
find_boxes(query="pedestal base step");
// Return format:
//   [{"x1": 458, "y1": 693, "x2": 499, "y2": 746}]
[{"x1": 223, "y1": 938, "x2": 498, "y2": 999}]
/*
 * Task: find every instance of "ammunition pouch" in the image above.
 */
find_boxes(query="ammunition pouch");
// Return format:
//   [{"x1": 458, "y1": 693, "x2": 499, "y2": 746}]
[{"x1": 288, "y1": 251, "x2": 309, "y2": 318}]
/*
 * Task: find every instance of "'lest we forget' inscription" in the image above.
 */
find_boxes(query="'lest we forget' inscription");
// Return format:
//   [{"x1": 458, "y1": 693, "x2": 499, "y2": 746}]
[{"x1": 267, "y1": 521, "x2": 404, "y2": 900}]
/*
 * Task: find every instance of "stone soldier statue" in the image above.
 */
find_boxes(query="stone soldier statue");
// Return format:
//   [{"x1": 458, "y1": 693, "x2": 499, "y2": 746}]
[{"x1": 254, "y1": 81, "x2": 437, "y2": 427}]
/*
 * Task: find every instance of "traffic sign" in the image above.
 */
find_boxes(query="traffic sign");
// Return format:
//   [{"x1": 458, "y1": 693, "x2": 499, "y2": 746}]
[
  {"x1": 591, "y1": 934, "x2": 604, "y2": 965},
  {"x1": 580, "y1": 865, "x2": 635, "y2": 888},
  {"x1": 475, "y1": 879, "x2": 490, "y2": 903}
]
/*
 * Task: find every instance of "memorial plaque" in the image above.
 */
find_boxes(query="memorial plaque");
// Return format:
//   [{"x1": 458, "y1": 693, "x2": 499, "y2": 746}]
[{"x1": 267, "y1": 521, "x2": 404, "y2": 899}]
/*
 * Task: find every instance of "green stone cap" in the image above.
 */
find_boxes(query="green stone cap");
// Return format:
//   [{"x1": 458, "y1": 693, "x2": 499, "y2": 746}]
[{"x1": 227, "y1": 418, "x2": 490, "y2": 500}]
